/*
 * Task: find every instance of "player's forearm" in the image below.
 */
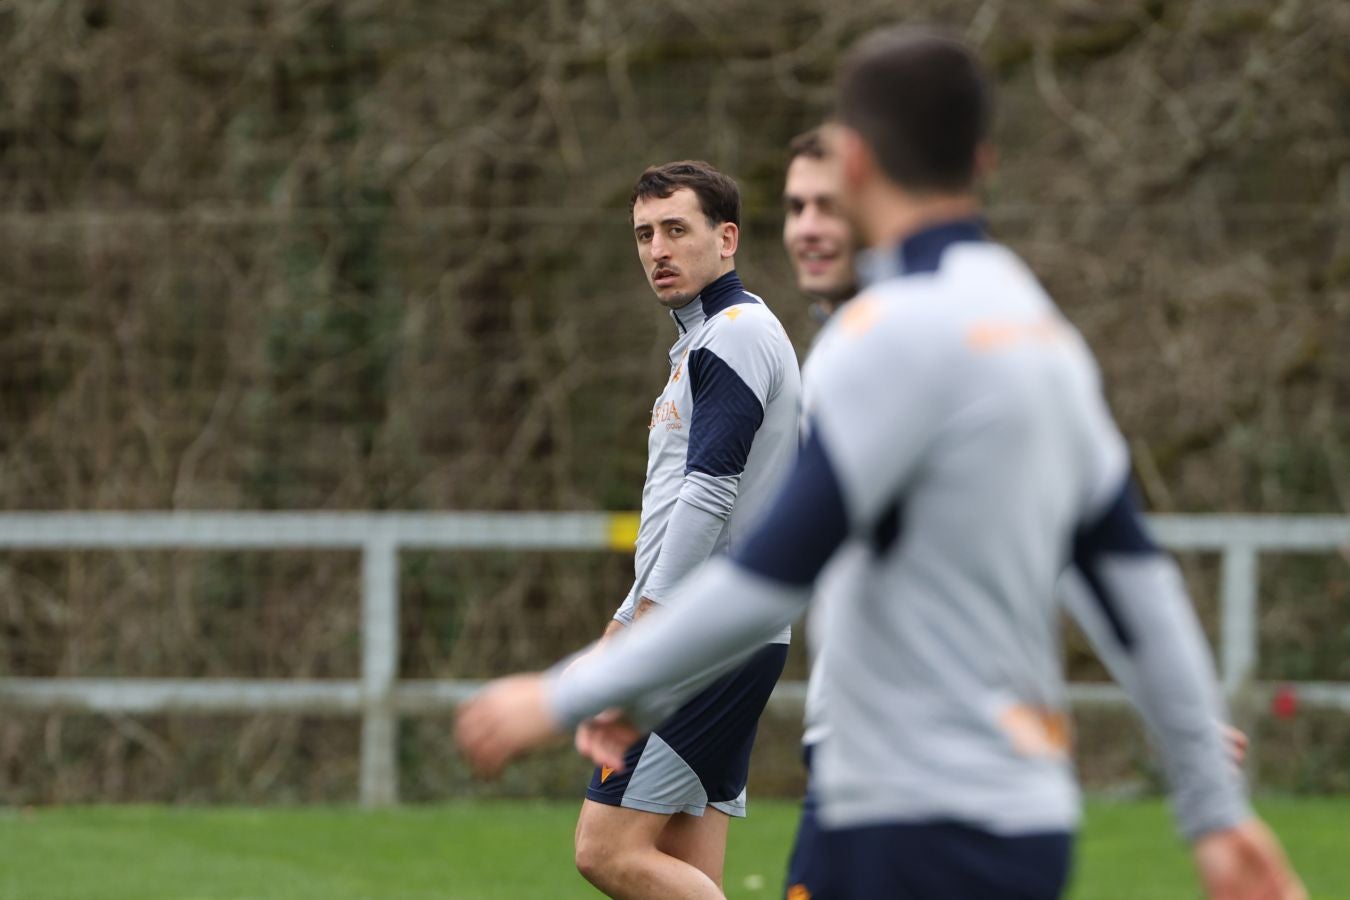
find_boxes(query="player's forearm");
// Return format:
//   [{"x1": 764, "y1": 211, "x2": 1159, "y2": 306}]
[
  {"x1": 612, "y1": 584, "x2": 640, "y2": 626},
  {"x1": 554, "y1": 430, "x2": 850, "y2": 729},
  {"x1": 1073, "y1": 481, "x2": 1250, "y2": 840},
  {"x1": 1094, "y1": 554, "x2": 1250, "y2": 840},
  {"x1": 549, "y1": 558, "x2": 808, "y2": 730},
  {"x1": 640, "y1": 496, "x2": 725, "y2": 604},
  {"x1": 602, "y1": 602, "x2": 653, "y2": 642},
  {"x1": 1059, "y1": 571, "x2": 1140, "y2": 696}
]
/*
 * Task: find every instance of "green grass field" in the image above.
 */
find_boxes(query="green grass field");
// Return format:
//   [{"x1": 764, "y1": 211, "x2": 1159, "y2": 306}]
[{"x1": 1, "y1": 798, "x2": 1345, "y2": 899}]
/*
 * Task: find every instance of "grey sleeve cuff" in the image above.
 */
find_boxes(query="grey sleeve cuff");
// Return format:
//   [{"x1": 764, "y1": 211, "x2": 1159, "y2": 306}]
[
  {"x1": 612, "y1": 586, "x2": 639, "y2": 626},
  {"x1": 641, "y1": 498, "x2": 725, "y2": 604},
  {"x1": 549, "y1": 558, "x2": 809, "y2": 730}
]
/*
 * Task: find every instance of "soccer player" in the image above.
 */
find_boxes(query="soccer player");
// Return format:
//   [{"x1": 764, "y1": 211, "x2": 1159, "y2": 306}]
[
  {"x1": 777, "y1": 126, "x2": 1251, "y2": 900},
  {"x1": 777, "y1": 127, "x2": 852, "y2": 900},
  {"x1": 568, "y1": 160, "x2": 801, "y2": 899},
  {"x1": 457, "y1": 30, "x2": 1303, "y2": 900}
]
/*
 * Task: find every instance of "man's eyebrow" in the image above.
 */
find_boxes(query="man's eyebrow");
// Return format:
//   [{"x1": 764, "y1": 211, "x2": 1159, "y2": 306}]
[{"x1": 634, "y1": 215, "x2": 692, "y2": 233}]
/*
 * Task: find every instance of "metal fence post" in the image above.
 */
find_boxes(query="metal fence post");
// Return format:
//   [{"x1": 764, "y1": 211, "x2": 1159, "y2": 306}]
[
  {"x1": 1220, "y1": 544, "x2": 1259, "y2": 700},
  {"x1": 360, "y1": 531, "x2": 399, "y2": 807}
]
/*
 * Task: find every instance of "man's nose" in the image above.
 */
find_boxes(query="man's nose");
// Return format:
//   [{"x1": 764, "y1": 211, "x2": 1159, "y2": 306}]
[
  {"x1": 798, "y1": 205, "x2": 824, "y2": 236},
  {"x1": 650, "y1": 233, "x2": 673, "y2": 260}
]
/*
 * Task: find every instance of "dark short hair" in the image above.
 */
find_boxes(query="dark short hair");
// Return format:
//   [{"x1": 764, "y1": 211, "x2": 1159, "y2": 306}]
[
  {"x1": 629, "y1": 160, "x2": 741, "y2": 227},
  {"x1": 835, "y1": 27, "x2": 991, "y2": 193},
  {"x1": 786, "y1": 128, "x2": 827, "y2": 165}
]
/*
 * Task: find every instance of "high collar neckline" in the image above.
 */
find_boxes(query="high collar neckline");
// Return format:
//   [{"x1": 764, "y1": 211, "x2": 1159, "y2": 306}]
[
  {"x1": 670, "y1": 270, "x2": 745, "y2": 332},
  {"x1": 856, "y1": 218, "x2": 987, "y2": 288}
]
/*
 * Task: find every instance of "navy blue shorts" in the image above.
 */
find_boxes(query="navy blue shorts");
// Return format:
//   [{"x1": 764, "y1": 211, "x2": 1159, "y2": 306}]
[
  {"x1": 783, "y1": 744, "x2": 824, "y2": 898},
  {"x1": 586, "y1": 642, "x2": 788, "y2": 817},
  {"x1": 798, "y1": 818, "x2": 1073, "y2": 900}
]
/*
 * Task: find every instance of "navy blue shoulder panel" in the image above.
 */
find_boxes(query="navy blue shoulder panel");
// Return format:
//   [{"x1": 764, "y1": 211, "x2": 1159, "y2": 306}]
[
  {"x1": 733, "y1": 425, "x2": 849, "y2": 586},
  {"x1": 1074, "y1": 479, "x2": 1158, "y2": 558},
  {"x1": 685, "y1": 347, "x2": 765, "y2": 478},
  {"x1": 1071, "y1": 478, "x2": 1159, "y2": 650}
]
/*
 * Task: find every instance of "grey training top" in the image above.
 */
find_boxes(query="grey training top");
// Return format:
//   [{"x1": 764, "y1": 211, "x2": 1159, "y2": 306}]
[{"x1": 613, "y1": 269, "x2": 799, "y2": 647}]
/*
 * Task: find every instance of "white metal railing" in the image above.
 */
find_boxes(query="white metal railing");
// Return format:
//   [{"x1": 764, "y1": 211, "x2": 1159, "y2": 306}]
[{"x1": 0, "y1": 511, "x2": 1346, "y2": 807}]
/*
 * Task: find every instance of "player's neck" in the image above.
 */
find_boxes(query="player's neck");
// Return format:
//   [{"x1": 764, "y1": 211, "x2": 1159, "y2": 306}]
[{"x1": 861, "y1": 189, "x2": 981, "y2": 251}]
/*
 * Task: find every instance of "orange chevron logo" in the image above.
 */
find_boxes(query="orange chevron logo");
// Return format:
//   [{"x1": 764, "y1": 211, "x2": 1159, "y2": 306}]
[{"x1": 600, "y1": 766, "x2": 615, "y2": 783}]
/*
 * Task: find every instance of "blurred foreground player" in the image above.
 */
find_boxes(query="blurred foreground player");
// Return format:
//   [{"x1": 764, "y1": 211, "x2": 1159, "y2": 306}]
[
  {"x1": 458, "y1": 28, "x2": 1302, "y2": 900},
  {"x1": 777, "y1": 125, "x2": 1252, "y2": 900}
]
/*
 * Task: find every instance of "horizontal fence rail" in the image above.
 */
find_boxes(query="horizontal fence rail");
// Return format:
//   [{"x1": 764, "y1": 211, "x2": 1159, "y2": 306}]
[{"x1": 0, "y1": 512, "x2": 1347, "y2": 807}]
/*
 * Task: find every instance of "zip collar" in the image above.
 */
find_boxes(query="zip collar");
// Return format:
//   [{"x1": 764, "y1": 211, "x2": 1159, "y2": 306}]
[
  {"x1": 856, "y1": 217, "x2": 988, "y2": 289},
  {"x1": 670, "y1": 270, "x2": 751, "y2": 334}
]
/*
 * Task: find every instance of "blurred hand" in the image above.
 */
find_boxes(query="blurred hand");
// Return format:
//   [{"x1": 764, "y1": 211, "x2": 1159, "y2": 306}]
[
  {"x1": 1223, "y1": 724, "x2": 1249, "y2": 773},
  {"x1": 574, "y1": 709, "x2": 641, "y2": 772},
  {"x1": 455, "y1": 674, "x2": 562, "y2": 780},
  {"x1": 1194, "y1": 818, "x2": 1305, "y2": 900}
]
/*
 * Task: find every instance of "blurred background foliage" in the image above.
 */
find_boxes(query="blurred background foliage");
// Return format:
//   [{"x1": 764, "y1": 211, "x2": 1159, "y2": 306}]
[{"x1": 0, "y1": 0, "x2": 1345, "y2": 803}]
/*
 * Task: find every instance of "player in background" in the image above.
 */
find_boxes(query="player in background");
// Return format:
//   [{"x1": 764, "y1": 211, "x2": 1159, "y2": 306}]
[
  {"x1": 777, "y1": 127, "x2": 853, "y2": 900},
  {"x1": 777, "y1": 126, "x2": 1250, "y2": 900},
  {"x1": 457, "y1": 30, "x2": 1301, "y2": 900},
  {"x1": 782, "y1": 129, "x2": 859, "y2": 325},
  {"x1": 568, "y1": 160, "x2": 801, "y2": 899}
]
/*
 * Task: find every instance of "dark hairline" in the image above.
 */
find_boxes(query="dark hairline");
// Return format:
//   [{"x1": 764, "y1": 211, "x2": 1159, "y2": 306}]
[
  {"x1": 786, "y1": 128, "x2": 828, "y2": 166},
  {"x1": 628, "y1": 160, "x2": 741, "y2": 228}
]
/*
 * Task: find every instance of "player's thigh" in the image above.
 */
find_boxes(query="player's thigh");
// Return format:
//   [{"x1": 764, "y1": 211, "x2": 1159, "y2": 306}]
[
  {"x1": 657, "y1": 808, "x2": 730, "y2": 885},
  {"x1": 575, "y1": 797, "x2": 672, "y2": 863}
]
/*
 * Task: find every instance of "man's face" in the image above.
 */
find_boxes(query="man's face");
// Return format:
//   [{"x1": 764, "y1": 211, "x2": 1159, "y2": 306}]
[
  {"x1": 782, "y1": 154, "x2": 856, "y2": 303},
  {"x1": 633, "y1": 188, "x2": 735, "y2": 309}
]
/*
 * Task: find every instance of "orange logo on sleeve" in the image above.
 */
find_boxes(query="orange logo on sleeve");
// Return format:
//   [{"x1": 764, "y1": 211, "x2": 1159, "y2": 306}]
[
  {"x1": 600, "y1": 766, "x2": 615, "y2": 783},
  {"x1": 999, "y1": 704, "x2": 1071, "y2": 758},
  {"x1": 967, "y1": 316, "x2": 1070, "y2": 351},
  {"x1": 837, "y1": 293, "x2": 882, "y2": 336},
  {"x1": 787, "y1": 885, "x2": 812, "y2": 899}
]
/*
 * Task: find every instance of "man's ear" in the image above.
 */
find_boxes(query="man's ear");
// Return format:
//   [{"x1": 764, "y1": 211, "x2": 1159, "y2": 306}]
[
  {"x1": 975, "y1": 141, "x2": 998, "y2": 180},
  {"x1": 720, "y1": 221, "x2": 739, "y2": 259},
  {"x1": 836, "y1": 126, "x2": 872, "y2": 193}
]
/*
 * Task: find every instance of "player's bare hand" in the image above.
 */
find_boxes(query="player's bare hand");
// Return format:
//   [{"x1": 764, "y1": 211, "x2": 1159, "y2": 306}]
[
  {"x1": 575, "y1": 709, "x2": 641, "y2": 772},
  {"x1": 1222, "y1": 724, "x2": 1248, "y2": 772},
  {"x1": 455, "y1": 674, "x2": 563, "y2": 780},
  {"x1": 1194, "y1": 817, "x2": 1305, "y2": 900}
]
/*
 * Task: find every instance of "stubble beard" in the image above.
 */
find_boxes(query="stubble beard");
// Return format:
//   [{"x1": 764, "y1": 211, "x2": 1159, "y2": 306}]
[{"x1": 653, "y1": 286, "x2": 698, "y2": 309}]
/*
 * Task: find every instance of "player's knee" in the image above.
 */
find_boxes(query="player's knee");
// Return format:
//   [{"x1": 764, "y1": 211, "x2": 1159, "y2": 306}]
[{"x1": 574, "y1": 829, "x2": 619, "y2": 887}]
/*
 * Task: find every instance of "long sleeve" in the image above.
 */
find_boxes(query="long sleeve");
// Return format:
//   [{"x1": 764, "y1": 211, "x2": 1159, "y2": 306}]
[
  {"x1": 551, "y1": 427, "x2": 852, "y2": 729},
  {"x1": 1070, "y1": 478, "x2": 1250, "y2": 840},
  {"x1": 640, "y1": 498, "x2": 725, "y2": 604}
]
